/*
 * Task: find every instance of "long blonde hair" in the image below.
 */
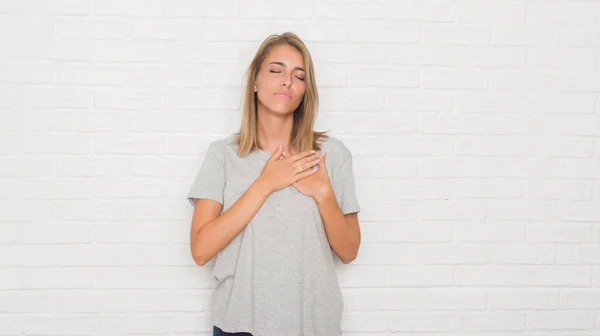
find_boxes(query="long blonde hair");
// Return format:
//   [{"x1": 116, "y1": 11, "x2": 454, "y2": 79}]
[{"x1": 234, "y1": 32, "x2": 328, "y2": 156}]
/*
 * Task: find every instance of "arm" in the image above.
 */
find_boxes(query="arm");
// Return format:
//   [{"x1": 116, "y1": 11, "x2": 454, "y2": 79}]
[
  {"x1": 189, "y1": 145, "x2": 319, "y2": 266},
  {"x1": 315, "y1": 190, "x2": 361, "y2": 264},
  {"x1": 190, "y1": 178, "x2": 271, "y2": 266}
]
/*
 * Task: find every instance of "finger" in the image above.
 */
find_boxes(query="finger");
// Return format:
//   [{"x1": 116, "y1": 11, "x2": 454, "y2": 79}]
[
  {"x1": 268, "y1": 145, "x2": 283, "y2": 162},
  {"x1": 295, "y1": 166, "x2": 318, "y2": 181},
  {"x1": 290, "y1": 149, "x2": 316, "y2": 162},
  {"x1": 292, "y1": 153, "x2": 318, "y2": 168},
  {"x1": 318, "y1": 152, "x2": 326, "y2": 168},
  {"x1": 296, "y1": 156, "x2": 320, "y2": 173}
]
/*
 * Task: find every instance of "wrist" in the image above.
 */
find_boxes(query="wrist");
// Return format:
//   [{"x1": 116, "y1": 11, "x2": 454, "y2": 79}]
[
  {"x1": 314, "y1": 186, "x2": 335, "y2": 205},
  {"x1": 252, "y1": 176, "x2": 273, "y2": 197}
]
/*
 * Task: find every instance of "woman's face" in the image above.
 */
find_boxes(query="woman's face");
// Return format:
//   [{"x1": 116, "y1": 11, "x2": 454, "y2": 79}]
[{"x1": 254, "y1": 44, "x2": 306, "y2": 116}]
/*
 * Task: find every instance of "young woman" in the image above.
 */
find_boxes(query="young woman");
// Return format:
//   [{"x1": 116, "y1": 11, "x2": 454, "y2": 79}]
[{"x1": 187, "y1": 32, "x2": 361, "y2": 336}]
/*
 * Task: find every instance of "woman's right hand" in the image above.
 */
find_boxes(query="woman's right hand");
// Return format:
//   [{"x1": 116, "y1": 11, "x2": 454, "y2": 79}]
[{"x1": 258, "y1": 145, "x2": 321, "y2": 192}]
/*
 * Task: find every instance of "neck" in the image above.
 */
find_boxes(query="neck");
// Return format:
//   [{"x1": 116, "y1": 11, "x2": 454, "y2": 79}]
[{"x1": 256, "y1": 106, "x2": 294, "y2": 153}]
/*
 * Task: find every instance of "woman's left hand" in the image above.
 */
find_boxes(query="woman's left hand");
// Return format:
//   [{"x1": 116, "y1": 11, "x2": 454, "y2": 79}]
[{"x1": 281, "y1": 151, "x2": 333, "y2": 201}]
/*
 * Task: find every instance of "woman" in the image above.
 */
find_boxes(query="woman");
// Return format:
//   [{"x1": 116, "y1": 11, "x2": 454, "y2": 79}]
[{"x1": 187, "y1": 32, "x2": 361, "y2": 336}]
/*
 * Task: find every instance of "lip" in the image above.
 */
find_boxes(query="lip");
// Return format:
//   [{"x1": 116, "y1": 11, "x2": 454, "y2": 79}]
[{"x1": 275, "y1": 92, "x2": 292, "y2": 99}]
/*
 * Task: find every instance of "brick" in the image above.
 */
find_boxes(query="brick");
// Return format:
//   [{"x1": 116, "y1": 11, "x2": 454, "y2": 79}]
[
  {"x1": 57, "y1": 290, "x2": 129, "y2": 313},
  {"x1": 348, "y1": 113, "x2": 419, "y2": 134},
  {"x1": 168, "y1": 42, "x2": 240, "y2": 63},
  {"x1": 386, "y1": 0, "x2": 455, "y2": 22},
  {"x1": 417, "y1": 245, "x2": 487, "y2": 264},
  {"x1": 560, "y1": 27, "x2": 600, "y2": 48},
  {"x1": 243, "y1": 0, "x2": 313, "y2": 19},
  {"x1": 456, "y1": 266, "x2": 525, "y2": 286},
  {"x1": 387, "y1": 45, "x2": 459, "y2": 66},
  {"x1": 316, "y1": 1, "x2": 383, "y2": 19},
  {"x1": 15, "y1": 223, "x2": 92, "y2": 244},
  {"x1": 558, "y1": 202, "x2": 600, "y2": 221},
  {"x1": 341, "y1": 312, "x2": 387, "y2": 332},
  {"x1": 556, "y1": 243, "x2": 600, "y2": 265},
  {"x1": 523, "y1": 180, "x2": 592, "y2": 200},
  {"x1": 419, "y1": 289, "x2": 487, "y2": 311},
  {"x1": 19, "y1": 0, "x2": 90, "y2": 15},
  {"x1": 348, "y1": 22, "x2": 419, "y2": 43},
  {"x1": 383, "y1": 222, "x2": 454, "y2": 243},
  {"x1": 389, "y1": 313, "x2": 454, "y2": 332},
  {"x1": 527, "y1": 2, "x2": 597, "y2": 25},
  {"x1": 489, "y1": 289, "x2": 558, "y2": 310},
  {"x1": 22, "y1": 267, "x2": 94, "y2": 289},
  {"x1": 205, "y1": 20, "x2": 269, "y2": 42},
  {"x1": 422, "y1": 67, "x2": 488, "y2": 90},
  {"x1": 0, "y1": 38, "x2": 18, "y2": 60},
  {"x1": 319, "y1": 88, "x2": 384, "y2": 111},
  {"x1": 423, "y1": 23, "x2": 490, "y2": 45},
  {"x1": 92, "y1": 0, "x2": 164, "y2": 16},
  {"x1": 527, "y1": 312, "x2": 594, "y2": 331},
  {"x1": 19, "y1": 134, "x2": 92, "y2": 154},
  {"x1": 311, "y1": 43, "x2": 385, "y2": 64},
  {"x1": 492, "y1": 25, "x2": 559, "y2": 47},
  {"x1": 458, "y1": 2, "x2": 526, "y2": 23},
  {"x1": 96, "y1": 314, "x2": 169, "y2": 334},
  {"x1": 457, "y1": 313, "x2": 525, "y2": 332},
  {"x1": 0, "y1": 111, "x2": 53, "y2": 131},
  {"x1": 94, "y1": 88, "x2": 167, "y2": 109},
  {"x1": 343, "y1": 288, "x2": 418, "y2": 311},
  {"x1": 525, "y1": 266, "x2": 590, "y2": 287},
  {"x1": 349, "y1": 68, "x2": 420, "y2": 88},
  {"x1": 20, "y1": 38, "x2": 94, "y2": 61},
  {"x1": 22, "y1": 316, "x2": 95, "y2": 335},
  {"x1": 95, "y1": 41, "x2": 167, "y2": 62},
  {"x1": 18, "y1": 86, "x2": 92, "y2": 108},
  {"x1": 0, "y1": 62, "x2": 52, "y2": 84},
  {"x1": 489, "y1": 244, "x2": 555, "y2": 265},
  {"x1": 0, "y1": 14, "x2": 54, "y2": 37},
  {"x1": 528, "y1": 48, "x2": 596, "y2": 70},
  {"x1": 527, "y1": 222, "x2": 592, "y2": 243},
  {"x1": 354, "y1": 243, "x2": 415, "y2": 265},
  {"x1": 455, "y1": 222, "x2": 525, "y2": 242},
  {"x1": 167, "y1": 0, "x2": 239, "y2": 17},
  {"x1": 386, "y1": 266, "x2": 454, "y2": 287},
  {"x1": 55, "y1": 111, "x2": 129, "y2": 132},
  {"x1": 18, "y1": 178, "x2": 93, "y2": 200},
  {"x1": 56, "y1": 17, "x2": 130, "y2": 39}
]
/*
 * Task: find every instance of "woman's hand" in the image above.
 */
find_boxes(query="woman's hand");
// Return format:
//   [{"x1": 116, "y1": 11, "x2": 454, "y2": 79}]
[
  {"x1": 285, "y1": 151, "x2": 333, "y2": 202},
  {"x1": 258, "y1": 145, "x2": 320, "y2": 193}
]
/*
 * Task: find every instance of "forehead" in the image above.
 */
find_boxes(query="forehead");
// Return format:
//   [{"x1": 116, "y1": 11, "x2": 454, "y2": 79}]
[{"x1": 264, "y1": 44, "x2": 304, "y2": 66}]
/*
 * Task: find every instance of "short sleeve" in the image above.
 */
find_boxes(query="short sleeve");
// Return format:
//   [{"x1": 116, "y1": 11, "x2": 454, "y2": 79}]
[
  {"x1": 187, "y1": 141, "x2": 226, "y2": 207},
  {"x1": 336, "y1": 146, "x2": 361, "y2": 215}
]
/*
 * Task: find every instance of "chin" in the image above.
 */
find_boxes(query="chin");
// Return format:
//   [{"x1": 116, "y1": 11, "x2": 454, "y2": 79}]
[{"x1": 265, "y1": 103, "x2": 299, "y2": 116}]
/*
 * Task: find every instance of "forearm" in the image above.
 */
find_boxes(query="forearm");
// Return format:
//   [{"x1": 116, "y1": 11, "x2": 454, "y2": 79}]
[
  {"x1": 195, "y1": 178, "x2": 272, "y2": 264},
  {"x1": 315, "y1": 189, "x2": 360, "y2": 264}
]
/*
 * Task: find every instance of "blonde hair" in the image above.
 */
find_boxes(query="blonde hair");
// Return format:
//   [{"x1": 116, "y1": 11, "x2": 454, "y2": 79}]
[{"x1": 234, "y1": 32, "x2": 328, "y2": 156}]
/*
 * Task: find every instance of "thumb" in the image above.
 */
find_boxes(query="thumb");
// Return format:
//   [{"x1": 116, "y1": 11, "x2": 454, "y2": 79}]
[{"x1": 268, "y1": 144, "x2": 283, "y2": 162}]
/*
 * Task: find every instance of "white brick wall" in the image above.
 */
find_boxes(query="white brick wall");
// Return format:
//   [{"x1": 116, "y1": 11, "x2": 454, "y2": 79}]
[{"x1": 1, "y1": 0, "x2": 599, "y2": 334}]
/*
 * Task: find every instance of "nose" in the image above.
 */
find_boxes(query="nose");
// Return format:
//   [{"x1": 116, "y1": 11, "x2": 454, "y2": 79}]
[{"x1": 281, "y1": 73, "x2": 291, "y2": 87}]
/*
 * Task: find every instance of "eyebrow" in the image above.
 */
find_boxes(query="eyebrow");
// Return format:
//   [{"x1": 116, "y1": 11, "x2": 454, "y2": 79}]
[{"x1": 268, "y1": 61, "x2": 305, "y2": 72}]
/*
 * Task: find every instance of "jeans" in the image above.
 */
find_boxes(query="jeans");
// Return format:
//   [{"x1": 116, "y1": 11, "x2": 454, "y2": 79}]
[{"x1": 213, "y1": 326, "x2": 253, "y2": 336}]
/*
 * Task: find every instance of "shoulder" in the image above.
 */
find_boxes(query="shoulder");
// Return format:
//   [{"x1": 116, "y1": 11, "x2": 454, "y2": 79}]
[
  {"x1": 207, "y1": 135, "x2": 236, "y2": 151},
  {"x1": 204, "y1": 135, "x2": 237, "y2": 160},
  {"x1": 319, "y1": 135, "x2": 353, "y2": 162}
]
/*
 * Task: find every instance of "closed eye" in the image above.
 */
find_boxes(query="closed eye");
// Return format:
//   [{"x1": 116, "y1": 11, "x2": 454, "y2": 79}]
[{"x1": 270, "y1": 69, "x2": 304, "y2": 81}]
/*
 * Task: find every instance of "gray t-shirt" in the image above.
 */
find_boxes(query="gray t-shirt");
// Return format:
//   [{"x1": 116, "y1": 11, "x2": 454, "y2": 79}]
[{"x1": 187, "y1": 135, "x2": 361, "y2": 336}]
